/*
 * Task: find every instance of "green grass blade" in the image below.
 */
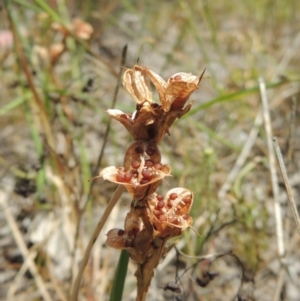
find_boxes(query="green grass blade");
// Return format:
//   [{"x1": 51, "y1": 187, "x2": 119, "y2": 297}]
[
  {"x1": 33, "y1": 0, "x2": 62, "y2": 23},
  {"x1": 192, "y1": 121, "x2": 239, "y2": 151},
  {"x1": 12, "y1": 0, "x2": 43, "y2": 12},
  {"x1": 188, "y1": 80, "x2": 287, "y2": 115},
  {"x1": 4, "y1": 0, "x2": 10, "y2": 7},
  {"x1": 109, "y1": 250, "x2": 129, "y2": 301},
  {"x1": 0, "y1": 93, "x2": 31, "y2": 116},
  {"x1": 78, "y1": 141, "x2": 92, "y2": 195}
]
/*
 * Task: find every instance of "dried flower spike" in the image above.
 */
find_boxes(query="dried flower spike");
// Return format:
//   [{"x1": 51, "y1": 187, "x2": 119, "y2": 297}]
[{"x1": 100, "y1": 64, "x2": 203, "y2": 301}]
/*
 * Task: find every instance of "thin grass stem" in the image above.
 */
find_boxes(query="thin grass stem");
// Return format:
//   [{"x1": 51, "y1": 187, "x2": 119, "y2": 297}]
[
  {"x1": 0, "y1": 190, "x2": 53, "y2": 301},
  {"x1": 259, "y1": 77, "x2": 285, "y2": 257},
  {"x1": 273, "y1": 137, "x2": 300, "y2": 235},
  {"x1": 70, "y1": 184, "x2": 125, "y2": 301}
]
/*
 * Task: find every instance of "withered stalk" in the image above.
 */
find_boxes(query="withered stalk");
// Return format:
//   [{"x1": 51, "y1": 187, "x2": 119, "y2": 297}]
[
  {"x1": 99, "y1": 64, "x2": 204, "y2": 301},
  {"x1": 135, "y1": 241, "x2": 166, "y2": 301},
  {"x1": 70, "y1": 185, "x2": 125, "y2": 301}
]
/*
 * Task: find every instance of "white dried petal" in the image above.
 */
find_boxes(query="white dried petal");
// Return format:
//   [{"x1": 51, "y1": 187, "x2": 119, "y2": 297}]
[
  {"x1": 106, "y1": 109, "x2": 133, "y2": 135},
  {"x1": 123, "y1": 66, "x2": 152, "y2": 105},
  {"x1": 145, "y1": 67, "x2": 167, "y2": 107}
]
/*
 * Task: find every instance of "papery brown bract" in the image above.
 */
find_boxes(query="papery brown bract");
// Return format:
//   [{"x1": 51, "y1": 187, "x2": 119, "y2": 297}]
[
  {"x1": 106, "y1": 105, "x2": 166, "y2": 141},
  {"x1": 132, "y1": 104, "x2": 165, "y2": 141},
  {"x1": 167, "y1": 72, "x2": 202, "y2": 111},
  {"x1": 106, "y1": 228, "x2": 127, "y2": 249},
  {"x1": 124, "y1": 210, "x2": 143, "y2": 238},
  {"x1": 106, "y1": 109, "x2": 134, "y2": 136},
  {"x1": 107, "y1": 101, "x2": 194, "y2": 143},
  {"x1": 106, "y1": 219, "x2": 154, "y2": 265},
  {"x1": 142, "y1": 66, "x2": 204, "y2": 112},
  {"x1": 123, "y1": 66, "x2": 152, "y2": 105},
  {"x1": 154, "y1": 101, "x2": 194, "y2": 143}
]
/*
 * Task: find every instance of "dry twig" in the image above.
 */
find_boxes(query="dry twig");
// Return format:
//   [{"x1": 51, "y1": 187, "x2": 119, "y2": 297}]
[
  {"x1": 70, "y1": 185, "x2": 125, "y2": 301},
  {"x1": 0, "y1": 190, "x2": 53, "y2": 301},
  {"x1": 273, "y1": 137, "x2": 300, "y2": 235},
  {"x1": 259, "y1": 77, "x2": 285, "y2": 257}
]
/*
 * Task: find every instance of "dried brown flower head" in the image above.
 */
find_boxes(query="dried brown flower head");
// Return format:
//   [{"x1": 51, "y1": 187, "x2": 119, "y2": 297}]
[
  {"x1": 99, "y1": 141, "x2": 171, "y2": 200},
  {"x1": 50, "y1": 43, "x2": 65, "y2": 65},
  {"x1": 52, "y1": 18, "x2": 93, "y2": 40},
  {"x1": 109, "y1": 65, "x2": 205, "y2": 142},
  {"x1": 106, "y1": 207, "x2": 154, "y2": 264},
  {"x1": 145, "y1": 188, "x2": 193, "y2": 238},
  {"x1": 70, "y1": 18, "x2": 93, "y2": 40}
]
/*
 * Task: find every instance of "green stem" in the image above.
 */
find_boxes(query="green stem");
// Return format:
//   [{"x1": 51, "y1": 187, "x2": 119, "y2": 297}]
[{"x1": 109, "y1": 250, "x2": 130, "y2": 301}]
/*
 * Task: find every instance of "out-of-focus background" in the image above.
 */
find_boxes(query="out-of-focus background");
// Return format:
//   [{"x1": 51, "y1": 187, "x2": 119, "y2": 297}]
[{"x1": 1, "y1": 0, "x2": 300, "y2": 300}]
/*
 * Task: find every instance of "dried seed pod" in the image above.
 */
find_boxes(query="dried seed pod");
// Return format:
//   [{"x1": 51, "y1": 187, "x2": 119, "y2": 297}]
[
  {"x1": 123, "y1": 141, "x2": 147, "y2": 172},
  {"x1": 141, "y1": 65, "x2": 205, "y2": 112},
  {"x1": 130, "y1": 228, "x2": 153, "y2": 263},
  {"x1": 166, "y1": 70, "x2": 204, "y2": 111},
  {"x1": 106, "y1": 228, "x2": 126, "y2": 249},
  {"x1": 123, "y1": 141, "x2": 161, "y2": 179},
  {"x1": 164, "y1": 188, "x2": 193, "y2": 215},
  {"x1": 130, "y1": 166, "x2": 170, "y2": 200},
  {"x1": 99, "y1": 165, "x2": 171, "y2": 201},
  {"x1": 123, "y1": 65, "x2": 152, "y2": 105},
  {"x1": 124, "y1": 210, "x2": 143, "y2": 238},
  {"x1": 146, "y1": 141, "x2": 161, "y2": 163},
  {"x1": 145, "y1": 188, "x2": 194, "y2": 238},
  {"x1": 52, "y1": 18, "x2": 93, "y2": 40}
]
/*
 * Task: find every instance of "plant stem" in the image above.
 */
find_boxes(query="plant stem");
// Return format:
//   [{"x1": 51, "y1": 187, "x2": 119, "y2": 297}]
[
  {"x1": 70, "y1": 185, "x2": 125, "y2": 301},
  {"x1": 109, "y1": 250, "x2": 129, "y2": 301},
  {"x1": 135, "y1": 241, "x2": 166, "y2": 301}
]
